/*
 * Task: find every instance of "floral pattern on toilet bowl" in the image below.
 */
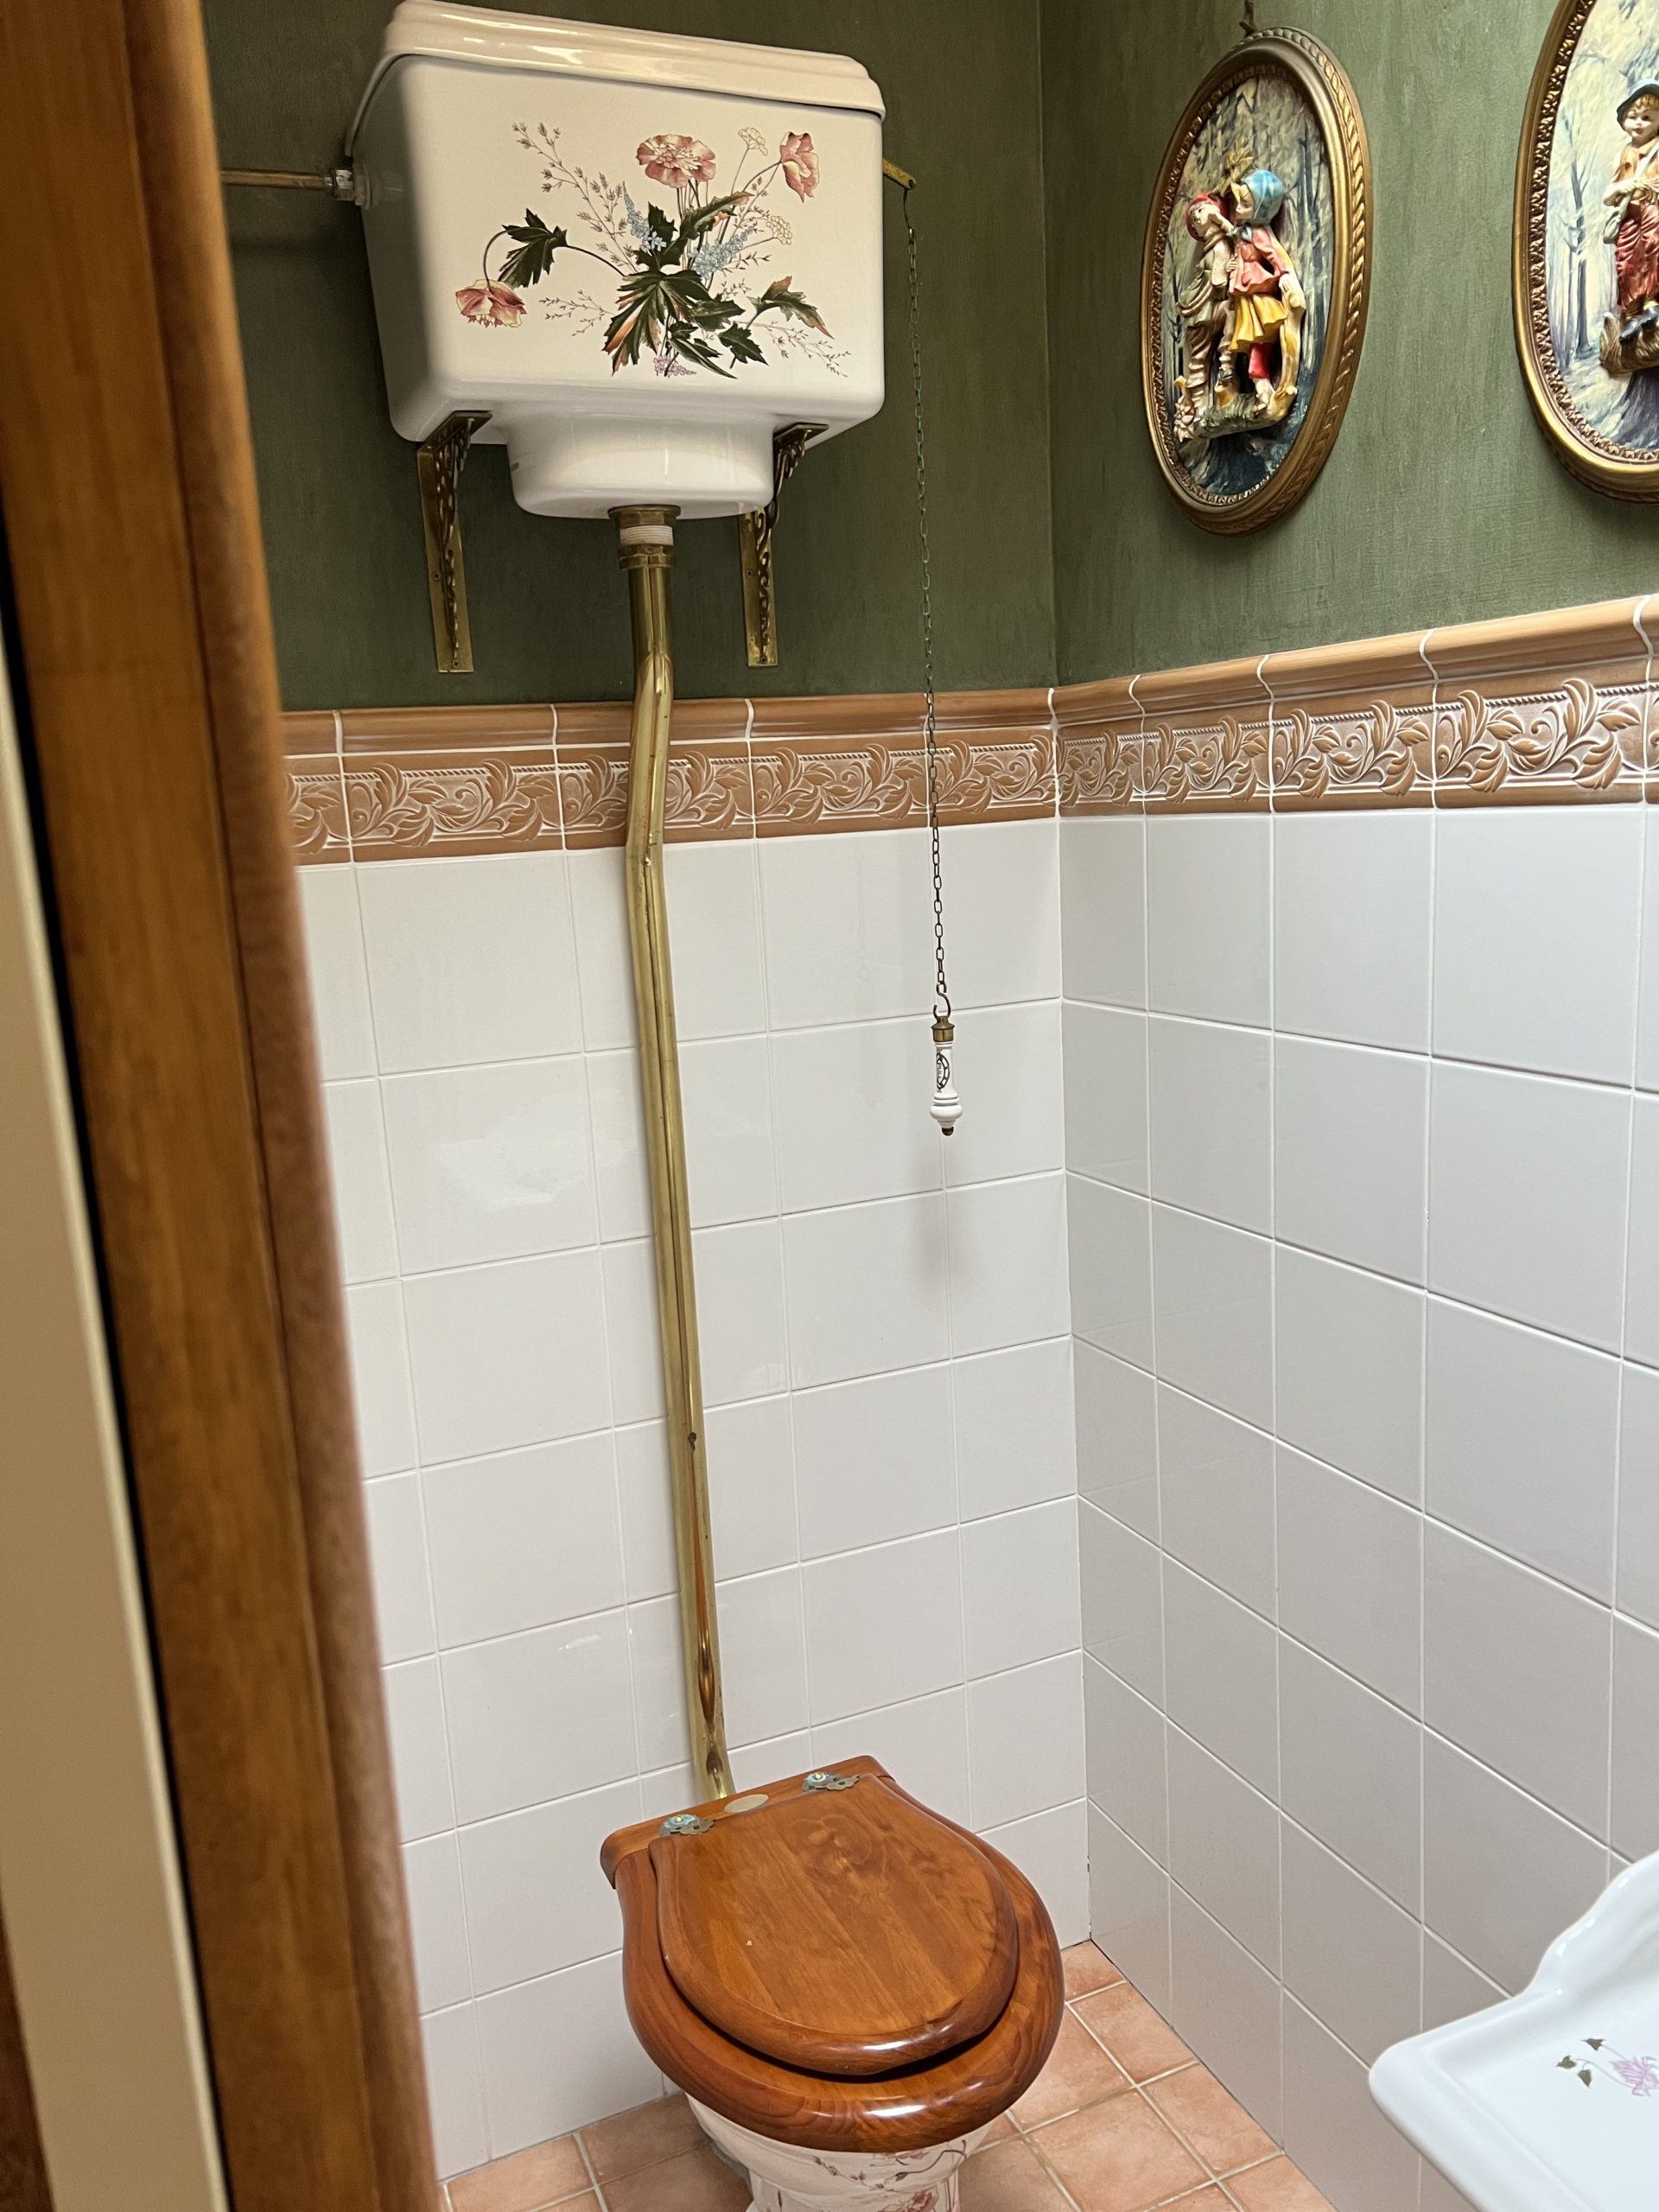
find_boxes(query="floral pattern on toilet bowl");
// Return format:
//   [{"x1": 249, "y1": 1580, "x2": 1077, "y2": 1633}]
[{"x1": 690, "y1": 2099, "x2": 989, "y2": 2212}]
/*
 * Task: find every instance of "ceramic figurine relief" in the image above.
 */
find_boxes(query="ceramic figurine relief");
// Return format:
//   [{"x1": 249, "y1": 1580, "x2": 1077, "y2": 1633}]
[
  {"x1": 1516, "y1": 0, "x2": 1659, "y2": 497},
  {"x1": 1141, "y1": 26, "x2": 1372, "y2": 533}
]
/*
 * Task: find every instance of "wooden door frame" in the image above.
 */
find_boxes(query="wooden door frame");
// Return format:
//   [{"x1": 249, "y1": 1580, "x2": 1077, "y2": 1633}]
[{"x1": 0, "y1": 4, "x2": 436, "y2": 2208}]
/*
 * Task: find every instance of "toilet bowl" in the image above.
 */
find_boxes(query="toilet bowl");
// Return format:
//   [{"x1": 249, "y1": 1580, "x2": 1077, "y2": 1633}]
[{"x1": 601, "y1": 1755, "x2": 1064, "y2": 2212}]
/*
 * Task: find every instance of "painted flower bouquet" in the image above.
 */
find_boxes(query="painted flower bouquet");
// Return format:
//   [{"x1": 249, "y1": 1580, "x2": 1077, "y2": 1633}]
[{"x1": 457, "y1": 120, "x2": 836, "y2": 380}]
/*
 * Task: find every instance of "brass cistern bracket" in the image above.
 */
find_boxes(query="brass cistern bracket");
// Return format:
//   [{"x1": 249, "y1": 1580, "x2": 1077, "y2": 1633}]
[
  {"x1": 739, "y1": 422, "x2": 826, "y2": 669},
  {"x1": 417, "y1": 411, "x2": 491, "y2": 675},
  {"x1": 614, "y1": 504, "x2": 734, "y2": 1802}
]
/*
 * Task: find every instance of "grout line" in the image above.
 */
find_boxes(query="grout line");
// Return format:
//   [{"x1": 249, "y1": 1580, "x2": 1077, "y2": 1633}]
[{"x1": 573, "y1": 2126, "x2": 609, "y2": 2212}]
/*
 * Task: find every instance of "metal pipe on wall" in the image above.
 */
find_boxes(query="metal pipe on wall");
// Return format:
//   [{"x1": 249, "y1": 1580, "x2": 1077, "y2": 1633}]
[{"x1": 613, "y1": 505, "x2": 734, "y2": 1803}]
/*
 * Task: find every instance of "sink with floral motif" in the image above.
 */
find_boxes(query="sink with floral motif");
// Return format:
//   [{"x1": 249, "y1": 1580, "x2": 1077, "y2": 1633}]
[{"x1": 1371, "y1": 1853, "x2": 1659, "y2": 2211}]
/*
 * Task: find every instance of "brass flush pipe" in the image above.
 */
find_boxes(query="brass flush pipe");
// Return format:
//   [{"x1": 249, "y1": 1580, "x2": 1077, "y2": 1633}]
[{"x1": 613, "y1": 505, "x2": 734, "y2": 1802}]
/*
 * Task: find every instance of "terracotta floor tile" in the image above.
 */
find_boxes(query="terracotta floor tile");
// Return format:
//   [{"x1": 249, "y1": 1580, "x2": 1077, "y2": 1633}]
[
  {"x1": 961, "y1": 2137, "x2": 1074, "y2": 2212},
  {"x1": 603, "y1": 2145, "x2": 751, "y2": 2212},
  {"x1": 449, "y1": 2135, "x2": 589, "y2": 2212},
  {"x1": 1071, "y1": 1986, "x2": 1193, "y2": 2084},
  {"x1": 580, "y1": 2095, "x2": 705, "y2": 2183},
  {"x1": 1223, "y1": 2158, "x2": 1333, "y2": 2212},
  {"x1": 1032, "y1": 2095, "x2": 1206, "y2": 2212},
  {"x1": 975, "y1": 2112, "x2": 1020, "y2": 2145},
  {"x1": 1166, "y1": 2191, "x2": 1231, "y2": 2209},
  {"x1": 1146, "y1": 2068, "x2": 1275, "y2": 2177},
  {"x1": 1062, "y1": 1942, "x2": 1124, "y2": 2001},
  {"x1": 1011, "y1": 2009, "x2": 1134, "y2": 2128}
]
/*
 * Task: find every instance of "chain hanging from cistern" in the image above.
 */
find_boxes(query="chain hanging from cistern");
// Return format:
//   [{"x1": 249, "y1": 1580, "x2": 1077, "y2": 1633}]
[{"x1": 897, "y1": 175, "x2": 961, "y2": 1137}]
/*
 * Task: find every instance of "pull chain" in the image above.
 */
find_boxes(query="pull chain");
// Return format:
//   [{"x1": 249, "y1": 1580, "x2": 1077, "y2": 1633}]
[{"x1": 900, "y1": 181, "x2": 961, "y2": 1136}]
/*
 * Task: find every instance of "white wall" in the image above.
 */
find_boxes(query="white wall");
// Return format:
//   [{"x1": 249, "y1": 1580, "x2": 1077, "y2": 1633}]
[
  {"x1": 298, "y1": 815, "x2": 1084, "y2": 2176},
  {"x1": 1065, "y1": 803, "x2": 1659, "y2": 2212}
]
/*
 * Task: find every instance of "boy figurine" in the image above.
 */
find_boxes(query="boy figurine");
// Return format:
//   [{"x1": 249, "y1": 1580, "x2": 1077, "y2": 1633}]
[
  {"x1": 1605, "y1": 81, "x2": 1659, "y2": 359},
  {"x1": 1220, "y1": 168, "x2": 1303, "y2": 414}
]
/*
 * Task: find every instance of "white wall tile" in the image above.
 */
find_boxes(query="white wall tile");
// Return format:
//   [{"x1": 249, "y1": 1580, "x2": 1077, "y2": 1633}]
[
  {"x1": 585, "y1": 1050, "x2": 649, "y2": 1243},
  {"x1": 1061, "y1": 816, "x2": 1147, "y2": 1010},
  {"x1": 962, "y1": 1499, "x2": 1080, "y2": 1678},
  {"x1": 1276, "y1": 1249, "x2": 1425, "y2": 1505},
  {"x1": 599, "y1": 1239, "x2": 664, "y2": 1427},
  {"x1": 691, "y1": 1219, "x2": 788, "y2": 1404},
  {"x1": 760, "y1": 828, "x2": 932, "y2": 1029},
  {"x1": 474, "y1": 1951, "x2": 659, "y2": 2154},
  {"x1": 322, "y1": 1079, "x2": 399, "y2": 1281},
  {"x1": 731, "y1": 1733, "x2": 813, "y2": 1794},
  {"x1": 812, "y1": 1685, "x2": 970, "y2": 1827},
  {"x1": 1151, "y1": 1206, "x2": 1273, "y2": 1430},
  {"x1": 1273, "y1": 810, "x2": 1432, "y2": 1052},
  {"x1": 945, "y1": 1001, "x2": 1066, "y2": 1188},
  {"x1": 1432, "y1": 805, "x2": 1641, "y2": 1084},
  {"x1": 1638, "y1": 806, "x2": 1659, "y2": 1090},
  {"x1": 1163, "y1": 1561, "x2": 1278, "y2": 1796},
  {"x1": 380, "y1": 1058, "x2": 597, "y2": 1272},
  {"x1": 948, "y1": 1173, "x2": 1071, "y2": 1356},
  {"x1": 1281, "y1": 1825, "x2": 1419, "y2": 2065},
  {"x1": 344, "y1": 1279, "x2": 419, "y2": 1476},
  {"x1": 1282, "y1": 1996, "x2": 1421, "y2": 2212},
  {"x1": 358, "y1": 854, "x2": 582, "y2": 1073},
  {"x1": 420, "y1": 2004, "x2": 489, "y2": 2180},
  {"x1": 566, "y1": 848, "x2": 634, "y2": 1053},
  {"x1": 1423, "y1": 1733, "x2": 1608, "y2": 1993},
  {"x1": 1279, "y1": 1638, "x2": 1421, "y2": 1913},
  {"x1": 459, "y1": 1780, "x2": 637, "y2": 1993},
  {"x1": 626, "y1": 1595, "x2": 688, "y2": 1774},
  {"x1": 770, "y1": 1020, "x2": 941, "y2": 1214},
  {"x1": 1274, "y1": 1037, "x2": 1427, "y2": 1282},
  {"x1": 956, "y1": 1338, "x2": 1077, "y2": 1521},
  {"x1": 1081, "y1": 1503, "x2": 1164, "y2": 1704},
  {"x1": 1063, "y1": 1004, "x2": 1147, "y2": 1192},
  {"x1": 1611, "y1": 1616, "x2": 1659, "y2": 1860},
  {"x1": 1166, "y1": 1727, "x2": 1280, "y2": 1972},
  {"x1": 404, "y1": 1833, "x2": 473, "y2": 2012},
  {"x1": 298, "y1": 864, "x2": 377, "y2": 1079},
  {"x1": 1617, "y1": 1360, "x2": 1659, "y2": 1630},
  {"x1": 941, "y1": 819, "x2": 1061, "y2": 1009},
  {"x1": 1084, "y1": 1656, "x2": 1167, "y2": 1863},
  {"x1": 802, "y1": 1529, "x2": 964, "y2": 1722},
  {"x1": 365, "y1": 1472, "x2": 436, "y2": 1662},
  {"x1": 1428, "y1": 1061, "x2": 1630, "y2": 1351},
  {"x1": 680, "y1": 1035, "x2": 777, "y2": 1227},
  {"x1": 405, "y1": 1249, "x2": 611, "y2": 1465},
  {"x1": 1088, "y1": 1802, "x2": 1171, "y2": 2012},
  {"x1": 793, "y1": 1363, "x2": 954, "y2": 1559},
  {"x1": 423, "y1": 1434, "x2": 626, "y2": 1648},
  {"x1": 1422, "y1": 1932, "x2": 1504, "y2": 2031},
  {"x1": 982, "y1": 1798, "x2": 1089, "y2": 1948},
  {"x1": 440, "y1": 1609, "x2": 634, "y2": 1821},
  {"x1": 1169, "y1": 1889, "x2": 1282, "y2": 2138},
  {"x1": 1157, "y1": 1386, "x2": 1274, "y2": 1618},
  {"x1": 1624, "y1": 1095, "x2": 1659, "y2": 1365},
  {"x1": 1426, "y1": 1300, "x2": 1618, "y2": 1600},
  {"x1": 1074, "y1": 1342, "x2": 1159, "y2": 1539},
  {"x1": 705, "y1": 1395, "x2": 797, "y2": 1581},
  {"x1": 662, "y1": 838, "x2": 766, "y2": 1040},
  {"x1": 968, "y1": 1653, "x2": 1084, "y2": 1830},
  {"x1": 383, "y1": 1656, "x2": 455, "y2": 1841},
  {"x1": 1148, "y1": 1018, "x2": 1272, "y2": 1234},
  {"x1": 1147, "y1": 816, "x2": 1270, "y2": 1026},
  {"x1": 716, "y1": 1566, "x2": 809, "y2": 1747},
  {"x1": 1277, "y1": 1446, "x2": 1421, "y2": 1713},
  {"x1": 1067, "y1": 1177, "x2": 1154, "y2": 1369},
  {"x1": 1433, "y1": 1522, "x2": 1610, "y2": 1831},
  {"x1": 782, "y1": 1194, "x2": 948, "y2": 1388}
]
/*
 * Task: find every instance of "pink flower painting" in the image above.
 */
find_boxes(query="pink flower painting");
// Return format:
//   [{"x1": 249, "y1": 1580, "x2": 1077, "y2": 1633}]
[
  {"x1": 1612, "y1": 2056, "x2": 1659, "y2": 2096},
  {"x1": 779, "y1": 131, "x2": 819, "y2": 200},
  {"x1": 636, "y1": 133, "x2": 718, "y2": 190},
  {"x1": 454, "y1": 278, "x2": 526, "y2": 327}
]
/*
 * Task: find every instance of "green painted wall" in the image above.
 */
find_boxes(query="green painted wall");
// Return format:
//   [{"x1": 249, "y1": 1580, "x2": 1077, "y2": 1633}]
[
  {"x1": 204, "y1": 0, "x2": 1054, "y2": 709},
  {"x1": 1040, "y1": 0, "x2": 1657, "y2": 683}
]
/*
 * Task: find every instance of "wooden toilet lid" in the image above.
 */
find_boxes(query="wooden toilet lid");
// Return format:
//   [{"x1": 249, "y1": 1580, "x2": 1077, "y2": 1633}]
[{"x1": 647, "y1": 1770, "x2": 1019, "y2": 2076}]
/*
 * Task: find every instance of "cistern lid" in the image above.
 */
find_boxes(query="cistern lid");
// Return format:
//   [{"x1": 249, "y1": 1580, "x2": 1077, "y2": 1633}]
[{"x1": 605, "y1": 1758, "x2": 1020, "y2": 2078}]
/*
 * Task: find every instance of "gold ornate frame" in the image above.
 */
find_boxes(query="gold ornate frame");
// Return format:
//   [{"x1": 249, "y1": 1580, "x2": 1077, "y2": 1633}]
[
  {"x1": 1140, "y1": 27, "x2": 1372, "y2": 535},
  {"x1": 1514, "y1": 0, "x2": 1659, "y2": 499}
]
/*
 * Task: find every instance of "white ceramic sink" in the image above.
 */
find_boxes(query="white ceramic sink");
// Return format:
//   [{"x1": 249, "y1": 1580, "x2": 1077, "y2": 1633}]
[{"x1": 1371, "y1": 1853, "x2": 1659, "y2": 2211}]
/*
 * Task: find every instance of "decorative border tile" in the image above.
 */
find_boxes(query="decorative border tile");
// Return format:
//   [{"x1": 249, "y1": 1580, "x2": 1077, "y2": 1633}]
[{"x1": 279, "y1": 596, "x2": 1659, "y2": 858}]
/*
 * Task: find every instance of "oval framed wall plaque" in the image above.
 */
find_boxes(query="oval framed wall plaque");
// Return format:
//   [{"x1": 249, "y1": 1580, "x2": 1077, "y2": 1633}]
[
  {"x1": 1515, "y1": 0, "x2": 1659, "y2": 499},
  {"x1": 1140, "y1": 27, "x2": 1372, "y2": 534}
]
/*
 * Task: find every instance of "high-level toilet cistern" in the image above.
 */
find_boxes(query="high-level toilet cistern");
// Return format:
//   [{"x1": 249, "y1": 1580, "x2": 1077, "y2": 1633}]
[{"x1": 347, "y1": 6, "x2": 1063, "y2": 2203}]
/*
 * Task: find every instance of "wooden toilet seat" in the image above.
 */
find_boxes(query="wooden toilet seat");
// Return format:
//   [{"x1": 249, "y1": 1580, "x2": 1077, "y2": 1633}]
[{"x1": 602, "y1": 1756, "x2": 1064, "y2": 2152}]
